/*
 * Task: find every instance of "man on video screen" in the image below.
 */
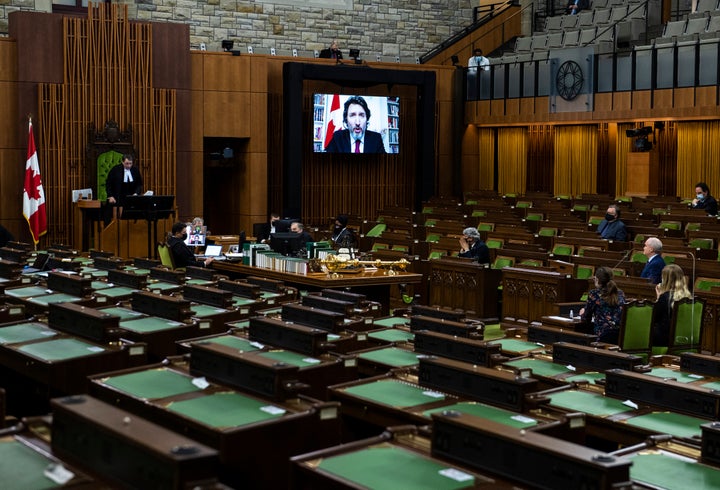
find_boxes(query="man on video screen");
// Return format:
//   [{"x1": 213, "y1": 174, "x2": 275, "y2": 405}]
[{"x1": 325, "y1": 96, "x2": 386, "y2": 154}]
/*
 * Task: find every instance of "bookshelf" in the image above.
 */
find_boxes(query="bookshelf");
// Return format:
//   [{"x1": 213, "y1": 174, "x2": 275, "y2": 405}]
[{"x1": 387, "y1": 96, "x2": 399, "y2": 153}]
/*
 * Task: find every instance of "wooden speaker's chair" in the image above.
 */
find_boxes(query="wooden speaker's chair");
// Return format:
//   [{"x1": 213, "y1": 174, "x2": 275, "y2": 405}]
[
  {"x1": 86, "y1": 120, "x2": 134, "y2": 202},
  {"x1": 618, "y1": 300, "x2": 654, "y2": 363},
  {"x1": 666, "y1": 298, "x2": 705, "y2": 356}
]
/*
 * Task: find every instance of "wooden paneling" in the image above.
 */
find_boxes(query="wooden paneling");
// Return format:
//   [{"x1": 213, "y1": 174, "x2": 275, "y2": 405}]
[
  {"x1": 203, "y1": 91, "x2": 252, "y2": 137},
  {"x1": 202, "y1": 53, "x2": 251, "y2": 92},
  {"x1": 152, "y1": 22, "x2": 191, "y2": 90},
  {"x1": 9, "y1": 11, "x2": 63, "y2": 84},
  {"x1": 653, "y1": 89, "x2": 674, "y2": 111}
]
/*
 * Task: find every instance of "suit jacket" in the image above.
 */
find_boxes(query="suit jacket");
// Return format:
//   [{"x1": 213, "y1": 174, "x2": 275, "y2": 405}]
[
  {"x1": 694, "y1": 195, "x2": 718, "y2": 216},
  {"x1": 459, "y1": 240, "x2": 490, "y2": 264},
  {"x1": 325, "y1": 129, "x2": 386, "y2": 154},
  {"x1": 319, "y1": 48, "x2": 343, "y2": 59},
  {"x1": 167, "y1": 236, "x2": 204, "y2": 269},
  {"x1": 640, "y1": 255, "x2": 666, "y2": 284},
  {"x1": 597, "y1": 219, "x2": 627, "y2": 241},
  {"x1": 106, "y1": 164, "x2": 143, "y2": 204}
]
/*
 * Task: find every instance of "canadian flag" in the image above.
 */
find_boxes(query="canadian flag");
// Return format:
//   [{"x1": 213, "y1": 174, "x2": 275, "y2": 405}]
[
  {"x1": 23, "y1": 120, "x2": 47, "y2": 245},
  {"x1": 323, "y1": 94, "x2": 342, "y2": 149}
]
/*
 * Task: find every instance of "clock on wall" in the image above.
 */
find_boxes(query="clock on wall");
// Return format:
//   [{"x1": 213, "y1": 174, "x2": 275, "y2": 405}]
[{"x1": 556, "y1": 60, "x2": 584, "y2": 101}]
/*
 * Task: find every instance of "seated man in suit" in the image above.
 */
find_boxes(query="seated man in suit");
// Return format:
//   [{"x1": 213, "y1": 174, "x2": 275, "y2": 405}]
[
  {"x1": 325, "y1": 96, "x2": 386, "y2": 154},
  {"x1": 597, "y1": 204, "x2": 627, "y2": 241},
  {"x1": 290, "y1": 221, "x2": 314, "y2": 249},
  {"x1": 331, "y1": 214, "x2": 358, "y2": 249},
  {"x1": 640, "y1": 237, "x2": 665, "y2": 284},
  {"x1": 258, "y1": 212, "x2": 280, "y2": 244},
  {"x1": 458, "y1": 227, "x2": 490, "y2": 264},
  {"x1": 167, "y1": 222, "x2": 214, "y2": 269},
  {"x1": 319, "y1": 39, "x2": 343, "y2": 60}
]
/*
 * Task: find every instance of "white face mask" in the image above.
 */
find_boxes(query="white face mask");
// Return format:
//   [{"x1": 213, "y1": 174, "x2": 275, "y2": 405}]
[{"x1": 697, "y1": 193, "x2": 705, "y2": 200}]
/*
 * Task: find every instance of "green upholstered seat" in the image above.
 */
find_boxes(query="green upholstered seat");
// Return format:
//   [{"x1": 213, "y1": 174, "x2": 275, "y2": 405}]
[
  {"x1": 551, "y1": 244, "x2": 573, "y2": 256},
  {"x1": 667, "y1": 298, "x2": 704, "y2": 356},
  {"x1": 366, "y1": 223, "x2": 386, "y2": 237},
  {"x1": 492, "y1": 256, "x2": 514, "y2": 269},
  {"x1": 158, "y1": 242, "x2": 175, "y2": 269},
  {"x1": 538, "y1": 227, "x2": 557, "y2": 237},
  {"x1": 575, "y1": 264, "x2": 594, "y2": 280},
  {"x1": 97, "y1": 150, "x2": 123, "y2": 201},
  {"x1": 486, "y1": 238, "x2": 504, "y2": 249},
  {"x1": 689, "y1": 238, "x2": 714, "y2": 249},
  {"x1": 477, "y1": 222, "x2": 494, "y2": 231},
  {"x1": 618, "y1": 300, "x2": 654, "y2": 363}
]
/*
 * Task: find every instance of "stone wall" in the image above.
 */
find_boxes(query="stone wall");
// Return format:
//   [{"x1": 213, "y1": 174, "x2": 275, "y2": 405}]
[{"x1": 1, "y1": 0, "x2": 477, "y2": 61}]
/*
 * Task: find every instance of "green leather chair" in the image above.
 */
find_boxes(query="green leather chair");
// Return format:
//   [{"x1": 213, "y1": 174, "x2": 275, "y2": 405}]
[
  {"x1": 96, "y1": 150, "x2": 123, "y2": 201},
  {"x1": 618, "y1": 300, "x2": 654, "y2": 363}
]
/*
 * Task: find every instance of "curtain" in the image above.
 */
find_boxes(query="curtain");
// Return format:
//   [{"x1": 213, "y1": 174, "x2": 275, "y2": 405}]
[
  {"x1": 677, "y1": 121, "x2": 720, "y2": 200},
  {"x1": 553, "y1": 125, "x2": 597, "y2": 197},
  {"x1": 478, "y1": 127, "x2": 495, "y2": 189},
  {"x1": 497, "y1": 127, "x2": 527, "y2": 195}
]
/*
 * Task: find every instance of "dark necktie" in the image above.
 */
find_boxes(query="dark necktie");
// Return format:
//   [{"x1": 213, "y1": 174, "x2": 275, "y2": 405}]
[{"x1": 354, "y1": 140, "x2": 361, "y2": 153}]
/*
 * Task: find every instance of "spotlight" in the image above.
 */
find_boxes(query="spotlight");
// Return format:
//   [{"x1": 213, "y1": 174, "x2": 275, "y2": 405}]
[
  {"x1": 221, "y1": 40, "x2": 234, "y2": 52},
  {"x1": 451, "y1": 55, "x2": 459, "y2": 66},
  {"x1": 625, "y1": 126, "x2": 652, "y2": 137},
  {"x1": 654, "y1": 121, "x2": 665, "y2": 130},
  {"x1": 349, "y1": 49, "x2": 360, "y2": 59}
]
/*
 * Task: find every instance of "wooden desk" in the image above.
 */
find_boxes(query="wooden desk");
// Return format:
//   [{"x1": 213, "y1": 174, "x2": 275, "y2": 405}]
[
  {"x1": 212, "y1": 262, "x2": 423, "y2": 315},
  {"x1": 427, "y1": 258, "x2": 502, "y2": 320},
  {"x1": 501, "y1": 267, "x2": 587, "y2": 329}
]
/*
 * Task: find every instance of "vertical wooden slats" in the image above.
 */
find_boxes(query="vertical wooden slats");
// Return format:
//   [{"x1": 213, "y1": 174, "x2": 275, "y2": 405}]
[{"x1": 37, "y1": 4, "x2": 175, "y2": 246}]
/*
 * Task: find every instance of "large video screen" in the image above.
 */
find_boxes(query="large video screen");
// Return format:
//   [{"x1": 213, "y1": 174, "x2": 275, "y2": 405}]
[{"x1": 313, "y1": 94, "x2": 399, "y2": 154}]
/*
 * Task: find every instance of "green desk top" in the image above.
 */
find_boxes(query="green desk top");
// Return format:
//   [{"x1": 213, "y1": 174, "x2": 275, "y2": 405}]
[
  {"x1": 647, "y1": 367, "x2": 705, "y2": 384},
  {"x1": 548, "y1": 390, "x2": 634, "y2": 417},
  {"x1": 120, "y1": 316, "x2": 185, "y2": 334},
  {"x1": 190, "y1": 304, "x2": 228, "y2": 317},
  {"x1": 124, "y1": 267, "x2": 151, "y2": 276},
  {"x1": 168, "y1": 392, "x2": 286, "y2": 428},
  {"x1": 340, "y1": 379, "x2": 445, "y2": 408},
  {"x1": 316, "y1": 445, "x2": 475, "y2": 490},
  {"x1": 18, "y1": 338, "x2": 105, "y2": 361},
  {"x1": 701, "y1": 380, "x2": 720, "y2": 391},
  {"x1": 186, "y1": 278, "x2": 213, "y2": 286},
  {"x1": 95, "y1": 286, "x2": 137, "y2": 298},
  {"x1": 227, "y1": 320, "x2": 249, "y2": 330},
  {"x1": 358, "y1": 347, "x2": 420, "y2": 368},
  {"x1": 565, "y1": 372, "x2": 605, "y2": 385},
  {"x1": 195, "y1": 335, "x2": 260, "y2": 353},
  {"x1": 630, "y1": 451, "x2": 720, "y2": 489},
  {"x1": 490, "y1": 338, "x2": 546, "y2": 354},
  {"x1": 147, "y1": 281, "x2": 181, "y2": 292},
  {"x1": 259, "y1": 291, "x2": 281, "y2": 300},
  {"x1": 0, "y1": 323, "x2": 57, "y2": 345},
  {"x1": 258, "y1": 350, "x2": 321, "y2": 368},
  {"x1": 369, "y1": 329, "x2": 414, "y2": 343},
  {"x1": 91, "y1": 280, "x2": 113, "y2": 290},
  {"x1": 27, "y1": 294, "x2": 82, "y2": 307},
  {"x1": 232, "y1": 297, "x2": 258, "y2": 307},
  {"x1": 373, "y1": 317, "x2": 410, "y2": 328},
  {"x1": 5, "y1": 286, "x2": 50, "y2": 298},
  {"x1": 0, "y1": 440, "x2": 61, "y2": 489},
  {"x1": 424, "y1": 402, "x2": 538, "y2": 429},
  {"x1": 81, "y1": 268, "x2": 107, "y2": 278},
  {"x1": 503, "y1": 358, "x2": 574, "y2": 378},
  {"x1": 625, "y1": 411, "x2": 704, "y2": 439},
  {"x1": 98, "y1": 306, "x2": 145, "y2": 321},
  {"x1": 101, "y1": 367, "x2": 204, "y2": 399}
]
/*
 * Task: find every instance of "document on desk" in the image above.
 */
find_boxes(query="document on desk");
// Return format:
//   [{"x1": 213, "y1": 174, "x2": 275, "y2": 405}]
[{"x1": 546, "y1": 316, "x2": 575, "y2": 322}]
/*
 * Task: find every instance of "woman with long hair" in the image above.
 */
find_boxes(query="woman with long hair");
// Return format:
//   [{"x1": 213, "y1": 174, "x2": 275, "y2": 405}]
[
  {"x1": 578, "y1": 266, "x2": 626, "y2": 344},
  {"x1": 652, "y1": 264, "x2": 692, "y2": 347}
]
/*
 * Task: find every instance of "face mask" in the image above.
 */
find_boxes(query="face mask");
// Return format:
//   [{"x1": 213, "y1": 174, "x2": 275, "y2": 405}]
[
  {"x1": 605, "y1": 213, "x2": 615, "y2": 221},
  {"x1": 181, "y1": 232, "x2": 188, "y2": 240},
  {"x1": 697, "y1": 193, "x2": 705, "y2": 200}
]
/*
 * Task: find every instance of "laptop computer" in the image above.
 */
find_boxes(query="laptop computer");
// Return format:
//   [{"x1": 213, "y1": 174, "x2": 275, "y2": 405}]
[{"x1": 196, "y1": 244, "x2": 226, "y2": 261}]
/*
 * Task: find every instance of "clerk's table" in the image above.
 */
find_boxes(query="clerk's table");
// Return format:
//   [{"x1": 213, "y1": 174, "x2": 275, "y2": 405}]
[{"x1": 212, "y1": 261, "x2": 422, "y2": 315}]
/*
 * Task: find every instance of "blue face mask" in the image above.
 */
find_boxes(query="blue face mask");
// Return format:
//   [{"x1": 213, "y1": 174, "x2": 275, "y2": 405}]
[{"x1": 697, "y1": 193, "x2": 705, "y2": 200}]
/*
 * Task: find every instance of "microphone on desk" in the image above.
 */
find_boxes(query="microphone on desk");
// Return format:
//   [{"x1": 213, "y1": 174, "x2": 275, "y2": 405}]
[{"x1": 610, "y1": 249, "x2": 632, "y2": 272}]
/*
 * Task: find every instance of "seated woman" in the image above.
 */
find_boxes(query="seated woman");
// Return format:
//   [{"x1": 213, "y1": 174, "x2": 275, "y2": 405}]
[
  {"x1": 578, "y1": 266, "x2": 626, "y2": 344},
  {"x1": 167, "y1": 221, "x2": 214, "y2": 269},
  {"x1": 652, "y1": 264, "x2": 693, "y2": 347}
]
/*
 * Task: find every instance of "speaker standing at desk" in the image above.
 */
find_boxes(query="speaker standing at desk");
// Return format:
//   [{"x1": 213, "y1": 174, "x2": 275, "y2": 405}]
[{"x1": 106, "y1": 154, "x2": 143, "y2": 207}]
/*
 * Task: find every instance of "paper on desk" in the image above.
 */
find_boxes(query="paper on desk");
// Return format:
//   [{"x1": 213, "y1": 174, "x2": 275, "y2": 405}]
[{"x1": 546, "y1": 315, "x2": 575, "y2": 322}]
